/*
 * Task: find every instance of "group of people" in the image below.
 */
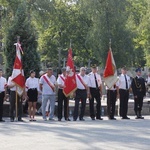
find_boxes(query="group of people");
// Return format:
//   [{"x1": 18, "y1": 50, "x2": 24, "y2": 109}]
[{"x1": 0, "y1": 65, "x2": 148, "y2": 122}]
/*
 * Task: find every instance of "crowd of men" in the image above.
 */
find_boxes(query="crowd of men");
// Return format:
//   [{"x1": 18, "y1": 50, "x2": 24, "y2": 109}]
[{"x1": 0, "y1": 66, "x2": 149, "y2": 122}]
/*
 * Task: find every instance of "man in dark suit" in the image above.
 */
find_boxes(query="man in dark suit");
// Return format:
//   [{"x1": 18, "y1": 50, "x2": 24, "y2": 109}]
[{"x1": 131, "y1": 68, "x2": 146, "y2": 119}]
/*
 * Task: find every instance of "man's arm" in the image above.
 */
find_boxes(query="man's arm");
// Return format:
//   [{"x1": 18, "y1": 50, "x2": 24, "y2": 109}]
[{"x1": 39, "y1": 83, "x2": 43, "y2": 92}]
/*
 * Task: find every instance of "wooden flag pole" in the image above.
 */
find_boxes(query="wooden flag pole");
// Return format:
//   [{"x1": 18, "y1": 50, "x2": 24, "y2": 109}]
[
  {"x1": 15, "y1": 86, "x2": 18, "y2": 121},
  {"x1": 15, "y1": 36, "x2": 20, "y2": 121}
]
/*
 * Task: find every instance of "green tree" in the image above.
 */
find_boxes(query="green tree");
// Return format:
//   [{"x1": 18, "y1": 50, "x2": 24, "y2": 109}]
[
  {"x1": 78, "y1": 0, "x2": 134, "y2": 68},
  {"x1": 4, "y1": 2, "x2": 40, "y2": 78}
]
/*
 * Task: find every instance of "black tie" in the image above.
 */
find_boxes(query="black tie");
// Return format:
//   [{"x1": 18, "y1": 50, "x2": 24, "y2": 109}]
[
  {"x1": 124, "y1": 75, "x2": 128, "y2": 89},
  {"x1": 94, "y1": 74, "x2": 98, "y2": 89}
]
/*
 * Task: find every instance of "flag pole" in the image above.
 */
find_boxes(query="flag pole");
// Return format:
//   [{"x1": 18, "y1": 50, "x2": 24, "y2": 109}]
[
  {"x1": 15, "y1": 36, "x2": 20, "y2": 121},
  {"x1": 70, "y1": 39, "x2": 72, "y2": 48},
  {"x1": 109, "y1": 38, "x2": 111, "y2": 49},
  {"x1": 66, "y1": 39, "x2": 72, "y2": 119}
]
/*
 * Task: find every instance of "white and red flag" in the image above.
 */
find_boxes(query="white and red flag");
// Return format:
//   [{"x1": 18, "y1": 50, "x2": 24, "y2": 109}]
[
  {"x1": 63, "y1": 48, "x2": 77, "y2": 97},
  {"x1": 103, "y1": 48, "x2": 118, "y2": 89},
  {"x1": 11, "y1": 42, "x2": 25, "y2": 95}
]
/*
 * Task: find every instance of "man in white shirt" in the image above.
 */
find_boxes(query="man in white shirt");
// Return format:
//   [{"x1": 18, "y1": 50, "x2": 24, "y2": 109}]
[
  {"x1": 7, "y1": 75, "x2": 24, "y2": 122},
  {"x1": 118, "y1": 67, "x2": 131, "y2": 119},
  {"x1": 57, "y1": 67, "x2": 70, "y2": 121},
  {"x1": 73, "y1": 67, "x2": 90, "y2": 121},
  {"x1": 39, "y1": 68, "x2": 56, "y2": 121},
  {"x1": 88, "y1": 65, "x2": 103, "y2": 120},
  {"x1": 0, "y1": 69, "x2": 7, "y2": 122},
  {"x1": 146, "y1": 73, "x2": 150, "y2": 84}
]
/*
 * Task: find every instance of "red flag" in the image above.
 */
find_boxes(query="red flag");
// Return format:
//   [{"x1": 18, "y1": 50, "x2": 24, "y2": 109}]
[
  {"x1": 103, "y1": 49, "x2": 114, "y2": 77},
  {"x1": 63, "y1": 48, "x2": 77, "y2": 96},
  {"x1": 103, "y1": 48, "x2": 118, "y2": 89},
  {"x1": 12, "y1": 42, "x2": 25, "y2": 95}
]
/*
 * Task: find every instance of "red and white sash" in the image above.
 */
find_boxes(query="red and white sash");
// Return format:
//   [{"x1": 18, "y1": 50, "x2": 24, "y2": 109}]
[
  {"x1": 77, "y1": 74, "x2": 87, "y2": 89},
  {"x1": 43, "y1": 75, "x2": 55, "y2": 92},
  {"x1": 60, "y1": 75, "x2": 65, "y2": 82}
]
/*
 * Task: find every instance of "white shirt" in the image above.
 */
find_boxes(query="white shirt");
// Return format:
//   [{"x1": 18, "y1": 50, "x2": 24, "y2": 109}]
[
  {"x1": 147, "y1": 76, "x2": 150, "y2": 83},
  {"x1": 76, "y1": 74, "x2": 90, "y2": 90},
  {"x1": 39, "y1": 74, "x2": 56, "y2": 95},
  {"x1": 0, "y1": 76, "x2": 7, "y2": 92},
  {"x1": 25, "y1": 77, "x2": 39, "y2": 91},
  {"x1": 7, "y1": 76, "x2": 16, "y2": 91},
  {"x1": 57, "y1": 74, "x2": 65, "y2": 89},
  {"x1": 118, "y1": 74, "x2": 131, "y2": 90},
  {"x1": 88, "y1": 72, "x2": 102, "y2": 88}
]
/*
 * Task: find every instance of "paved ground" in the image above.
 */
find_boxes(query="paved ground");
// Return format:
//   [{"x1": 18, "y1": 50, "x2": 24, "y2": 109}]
[{"x1": 0, "y1": 116, "x2": 150, "y2": 150}]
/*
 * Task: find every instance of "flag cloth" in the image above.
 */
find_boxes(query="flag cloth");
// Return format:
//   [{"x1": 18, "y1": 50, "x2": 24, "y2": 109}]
[
  {"x1": 103, "y1": 48, "x2": 118, "y2": 89},
  {"x1": 12, "y1": 42, "x2": 25, "y2": 95},
  {"x1": 63, "y1": 48, "x2": 77, "y2": 96}
]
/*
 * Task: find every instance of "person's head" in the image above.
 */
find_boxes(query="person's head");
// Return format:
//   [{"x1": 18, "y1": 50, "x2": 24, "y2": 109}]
[
  {"x1": 0, "y1": 69, "x2": 3, "y2": 77},
  {"x1": 47, "y1": 68, "x2": 53, "y2": 76},
  {"x1": 121, "y1": 66, "x2": 127, "y2": 74},
  {"x1": 61, "y1": 67, "x2": 66, "y2": 76},
  {"x1": 39, "y1": 70, "x2": 45, "y2": 77},
  {"x1": 30, "y1": 70, "x2": 35, "y2": 78},
  {"x1": 135, "y1": 68, "x2": 142, "y2": 76},
  {"x1": 91, "y1": 64, "x2": 97, "y2": 73},
  {"x1": 80, "y1": 67, "x2": 86, "y2": 76}
]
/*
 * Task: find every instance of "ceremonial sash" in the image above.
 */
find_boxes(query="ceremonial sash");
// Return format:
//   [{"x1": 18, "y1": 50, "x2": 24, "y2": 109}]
[
  {"x1": 43, "y1": 75, "x2": 55, "y2": 92},
  {"x1": 77, "y1": 74, "x2": 87, "y2": 89},
  {"x1": 60, "y1": 75, "x2": 65, "y2": 82}
]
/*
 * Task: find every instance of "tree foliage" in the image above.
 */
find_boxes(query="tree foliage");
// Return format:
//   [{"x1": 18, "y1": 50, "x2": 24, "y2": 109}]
[
  {"x1": 3, "y1": 2, "x2": 40, "y2": 78},
  {"x1": 0, "y1": 0, "x2": 150, "y2": 71}
]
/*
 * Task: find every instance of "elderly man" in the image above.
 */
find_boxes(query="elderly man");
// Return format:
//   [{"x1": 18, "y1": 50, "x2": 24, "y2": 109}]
[
  {"x1": 57, "y1": 67, "x2": 70, "y2": 121},
  {"x1": 39, "y1": 68, "x2": 56, "y2": 121},
  {"x1": 73, "y1": 67, "x2": 90, "y2": 121}
]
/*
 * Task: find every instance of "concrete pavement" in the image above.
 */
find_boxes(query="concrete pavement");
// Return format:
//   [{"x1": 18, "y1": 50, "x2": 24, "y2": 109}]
[{"x1": 0, "y1": 116, "x2": 150, "y2": 150}]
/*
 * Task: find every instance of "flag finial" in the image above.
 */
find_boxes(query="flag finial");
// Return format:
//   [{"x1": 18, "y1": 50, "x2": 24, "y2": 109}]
[{"x1": 109, "y1": 38, "x2": 111, "y2": 49}]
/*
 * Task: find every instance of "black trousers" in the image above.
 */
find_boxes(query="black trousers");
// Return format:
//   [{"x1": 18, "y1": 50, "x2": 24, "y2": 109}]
[
  {"x1": 89, "y1": 88, "x2": 101, "y2": 119},
  {"x1": 134, "y1": 96, "x2": 144, "y2": 114},
  {"x1": 57, "y1": 89, "x2": 69, "y2": 120},
  {"x1": 119, "y1": 89, "x2": 129, "y2": 118},
  {"x1": 107, "y1": 90, "x2": 117, "y2": 119},
  {"x1": 73, "y1": 89, "x2": 87, "y2": 120},
  {"x1": 9, "y1": 91, "x2": 23, "y2": 119},
  {"x1": 0, "y1": 92, "x2": 5, "y2": 120}
]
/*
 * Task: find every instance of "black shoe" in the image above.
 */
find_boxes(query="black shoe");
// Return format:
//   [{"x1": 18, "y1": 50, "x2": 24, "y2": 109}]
[
  {"x1": 58, "y1": 119, "x2": 61, "y2": 121},
  {"x1": 18, "y1": 119, "x2": 24, "y2": 122},
  {"x1": 0, "y1": 119, "x2": 5, "y2": 122},
  {"x1": 65, "y1": 118, "x2": 71, "y2": 121},
  {"x1": 109, "y1": 118, "x2": 116, "y2": 120},
  {"x1": 122, "y1": 117, "x2": 130, "y2": 119},
  {"x1": 73, "y1": 119, "x2": 77, "y2": 121},
  {"x1": 91, "y1": 118, "x2": 95, "y2": 120},
  {"x1": 10, "y1": 118, "x2": 14, "y2": 122},
  {"x1": 96, "y1": 118, "x2": 103, "y2": 120},
  {"x1": 36, "y1": 112, "x2": 42, "y2": 116},
  {"x1": 80, "y1": 118, "x2": 85, "y2": 121},
  {"x1": 139, "y1": 116, "x2": 144, "y2": 119}
]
